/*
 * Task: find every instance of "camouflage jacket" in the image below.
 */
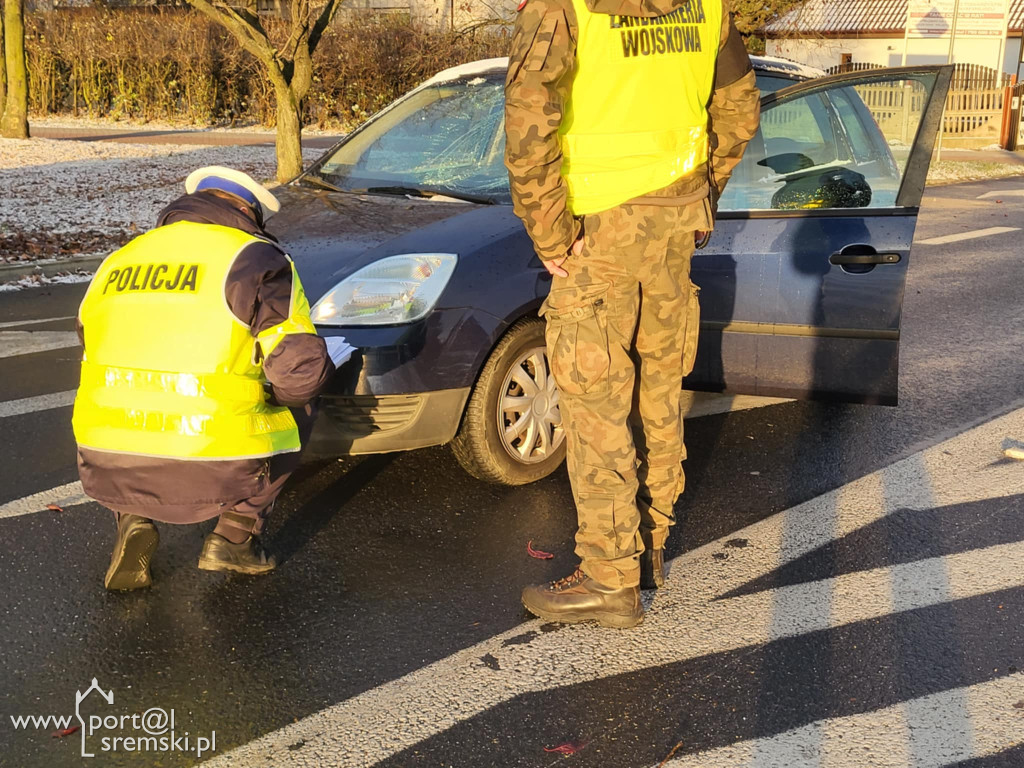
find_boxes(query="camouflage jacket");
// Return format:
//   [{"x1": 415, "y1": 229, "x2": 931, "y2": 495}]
[{"x1": 504, "y1": 0, "x2": 761, "y2": 262}]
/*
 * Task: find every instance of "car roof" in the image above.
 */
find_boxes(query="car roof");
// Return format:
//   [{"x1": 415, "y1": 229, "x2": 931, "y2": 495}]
[
  {"x1": 749, "y1": 55, "x2": 824, "y2": 81},
  {"x1": 422, "y1": 54, "x2": 825, "y2": 87}
]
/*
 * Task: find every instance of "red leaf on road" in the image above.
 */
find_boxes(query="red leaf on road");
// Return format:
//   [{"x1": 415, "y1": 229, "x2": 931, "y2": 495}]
[
  {"x1": 52, "y1": 726, "x2": 79, "y2": 739},
  {"x1": 544, "y1": 742, "x2": 587, "y2": 754},
  {"x1": 46, "y1": 504, "x2": 64, "y2": 512},
  {"x1": 527, "y1": 540, "x2": 554, "y2": 559}
]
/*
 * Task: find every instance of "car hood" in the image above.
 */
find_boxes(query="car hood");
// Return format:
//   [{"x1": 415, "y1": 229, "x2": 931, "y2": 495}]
[{"x1": 267, "y1": 185, "x2": 492, "y2": 303}]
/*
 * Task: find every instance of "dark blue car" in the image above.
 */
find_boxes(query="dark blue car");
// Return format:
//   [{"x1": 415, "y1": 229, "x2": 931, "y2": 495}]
[{"x1": 269, "y1": 57, "x2": 952, "y2": 485}]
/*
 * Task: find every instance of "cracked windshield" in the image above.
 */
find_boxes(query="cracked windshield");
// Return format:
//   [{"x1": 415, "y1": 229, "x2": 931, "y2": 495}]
[{"x1": 315, "y1": 77, "x2": 510, "y2": 203}]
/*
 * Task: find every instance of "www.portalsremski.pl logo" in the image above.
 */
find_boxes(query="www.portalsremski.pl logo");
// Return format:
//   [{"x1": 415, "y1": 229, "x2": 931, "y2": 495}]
[{"x1": 9, "y1": 678, "x2": 217, "y2": 759}]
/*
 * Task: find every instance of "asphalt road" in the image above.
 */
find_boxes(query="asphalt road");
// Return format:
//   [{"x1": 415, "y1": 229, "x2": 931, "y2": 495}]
[{"x1": 1, "y1": 178, "x2": 1023, "y2": 768}]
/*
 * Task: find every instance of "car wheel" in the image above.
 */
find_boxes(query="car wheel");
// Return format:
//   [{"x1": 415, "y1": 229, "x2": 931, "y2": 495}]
[{"x1": 451, "y1": 316, "x2": 566, "y2": 485}]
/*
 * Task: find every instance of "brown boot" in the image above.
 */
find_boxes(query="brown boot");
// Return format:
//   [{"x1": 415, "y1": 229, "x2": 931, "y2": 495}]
[
  {"x1": 104, "y1": 514, "x2": 159, "y2": 591},
  {"x1": 640, "y1": 548, "x2": 665, "y2": 590},
  {"x1": 521, "y1": 568, "x2": 643, "y2": 628},
  {"x1": 198, "y1": 533, "x2": 276, "y2": 575}
]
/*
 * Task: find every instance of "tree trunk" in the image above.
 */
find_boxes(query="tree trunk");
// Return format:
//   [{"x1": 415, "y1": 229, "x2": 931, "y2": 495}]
[
  {"x1": 0, "y1": 0, "x2": 7, "y2": 125},
  {"x1": 0, "y1": 0, "x2": 28, "y2": 139},
  {"x1": 274, "y1": 82, "x2": 303, "y2": 183}
]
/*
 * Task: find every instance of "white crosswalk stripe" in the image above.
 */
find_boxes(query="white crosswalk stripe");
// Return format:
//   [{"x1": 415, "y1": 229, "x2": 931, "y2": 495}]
[
  {"x1": 917, "y1": 226, "x2": 1020, "y2": 246},
  {"x1": 0, "y1": 315, "x2": 75, "y2": 329},
  {"x1": 977, "y1": 189, "x2": 1024, "y2": 200},
  {"x1": 664, "y1": 673, "x2": 1024, "y2": 768},
  {"x1": 0, "y1": 392, "x2": 790, "y2": 521},
  {"x1": 202, "y1": 406, "x2": 1024, "y2": 768},
  {"x1": 0, "y1": 390, "x2": 76, "y2": 418},
  {"x1": 0, "y1": 481, "x2": 88, "y2": 520},
  {"x1": 0, "y1": 330, "x2": 79, "y2": 358}
]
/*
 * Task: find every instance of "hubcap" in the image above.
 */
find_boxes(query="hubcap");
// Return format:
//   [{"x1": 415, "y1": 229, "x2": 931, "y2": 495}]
[{"x1": 497, "y1": 346, "x2": 565, "y2": 465}]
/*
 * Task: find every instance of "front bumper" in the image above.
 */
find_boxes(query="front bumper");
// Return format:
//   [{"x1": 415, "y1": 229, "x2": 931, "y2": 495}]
[
  {"x1": 306, "y1": 387, "x2": 471, "y2": 457},
  {"x1": 307, "y1": 307, "x2": 506, "y2": 457}
]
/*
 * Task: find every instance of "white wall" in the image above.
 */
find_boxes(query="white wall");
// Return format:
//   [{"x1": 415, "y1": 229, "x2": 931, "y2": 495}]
[{"x1": 767, "y1": 35, "x2": 1024, "y2": 77}]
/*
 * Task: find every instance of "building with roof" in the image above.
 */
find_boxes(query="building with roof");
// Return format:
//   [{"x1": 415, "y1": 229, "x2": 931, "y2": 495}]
[{"x1": 765, "y1": 0, "x2": 1024, "y2": 77}]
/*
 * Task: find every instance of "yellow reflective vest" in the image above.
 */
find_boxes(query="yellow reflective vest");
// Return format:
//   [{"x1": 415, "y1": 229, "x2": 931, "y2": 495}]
[
  {"x1": 73, "y1": 221, "x2": 316, "y2": 461},
  {"x1": 560, "y1": 0, "x2": 722, "y2": 214}
]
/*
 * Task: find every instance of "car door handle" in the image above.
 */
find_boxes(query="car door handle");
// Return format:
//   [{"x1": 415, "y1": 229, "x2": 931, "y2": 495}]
[{"x1": 829, "y1": 246, "x2": 901, "y2": 266}]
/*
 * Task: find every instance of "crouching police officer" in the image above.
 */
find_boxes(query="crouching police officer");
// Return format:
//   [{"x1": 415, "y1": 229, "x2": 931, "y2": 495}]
[
  {"x1": 506, "y1": 0, "x2": 760, "y2": 626},
  {"x1": 72, "y1": 167, "x2": 335, "y2": 590}
]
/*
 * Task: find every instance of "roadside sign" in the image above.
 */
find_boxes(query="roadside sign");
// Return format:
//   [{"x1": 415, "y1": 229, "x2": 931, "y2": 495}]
[
  {"x1": 907, "y1": 0, "x2": 1008, "y2": 39},
  {"x1": 904, "y1": 0, "x2": 1010, "y2": 72},
  {"x1": 907, "y1": 0, "x2": 955, "y2": 39}
]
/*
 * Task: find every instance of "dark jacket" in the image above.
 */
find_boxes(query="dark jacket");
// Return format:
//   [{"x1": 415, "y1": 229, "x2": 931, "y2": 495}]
[{"x1": 76, "y1": 191, "x2": 334, "y2": 511}]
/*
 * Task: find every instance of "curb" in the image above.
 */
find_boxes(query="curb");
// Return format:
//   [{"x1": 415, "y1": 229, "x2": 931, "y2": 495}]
[{"x1": 0, "y1": 255, "x2": 105, "y2": 282}]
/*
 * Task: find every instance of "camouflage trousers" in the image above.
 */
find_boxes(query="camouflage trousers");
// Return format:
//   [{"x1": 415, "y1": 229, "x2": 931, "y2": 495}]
[{"x1": 541, "y1": 200, "x2": 708, "y2": 588}]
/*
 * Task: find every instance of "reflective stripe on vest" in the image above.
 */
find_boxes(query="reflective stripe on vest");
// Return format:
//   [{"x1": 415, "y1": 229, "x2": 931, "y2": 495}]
[
  {"x1": 72, "y1": 221, "x2": 313, "y2": 461},
  {"x1": 559, "y1": 0, "x2": 722, "y2": 214}
]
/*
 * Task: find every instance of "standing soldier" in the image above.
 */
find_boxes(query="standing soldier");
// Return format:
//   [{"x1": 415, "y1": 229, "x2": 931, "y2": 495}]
[
  {"x1": 506, "y1": 0, "x2": 760, "y2": 626},
  {"x1": 73, "y1": 167, "x2": 336, "y2": 590}
]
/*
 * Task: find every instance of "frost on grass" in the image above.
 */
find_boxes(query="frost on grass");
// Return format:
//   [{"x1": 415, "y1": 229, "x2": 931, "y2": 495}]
[
  {"x1": 0, "y1": 137, "x2": 319, "y2": 264},
  {"x1": 927, "y1": 160, "x2": 1024, "y2": 185},
  {"x1": 0, "y1": 272, "x2": 95, "y2": 292}
]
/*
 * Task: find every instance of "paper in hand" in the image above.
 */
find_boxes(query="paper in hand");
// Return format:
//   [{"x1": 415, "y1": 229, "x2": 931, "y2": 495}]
[{"x1": 324, "y1": 336, "x2": 357, "y2": 368}]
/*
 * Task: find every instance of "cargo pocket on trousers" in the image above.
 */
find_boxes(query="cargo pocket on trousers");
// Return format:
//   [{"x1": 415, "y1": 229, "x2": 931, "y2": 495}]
[
  {"x1": 544, "y1": 291, "x2": 611, "y2": 397},
  {"x1": 681, "y1": 282, "x2": 701, "y2": 378}
]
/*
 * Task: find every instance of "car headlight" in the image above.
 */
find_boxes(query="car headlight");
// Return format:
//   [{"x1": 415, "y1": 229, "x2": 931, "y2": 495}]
[{"x1": 310, "y1": 253, "x2": 458, "y2": 326}]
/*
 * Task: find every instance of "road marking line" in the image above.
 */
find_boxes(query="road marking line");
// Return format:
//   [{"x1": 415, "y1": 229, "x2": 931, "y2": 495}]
[
  {"x1": 977, "y1": 189, "x2": 1024, "y2": 199},
  {"x1": 0, "y1": 315, "x2": 75, "y2": 329},
  {"x1": 0, "y1": 331, "x2": 80, "y2": 359},
  {"x1": 683, "y1": 392, "x2": 793, "y2": 419},
  {"x1": 917, "y1": 227, "x2": 1019, "y2": 246},
  {"x1": 0, "y1": 481, "x2": 88, "y2": 520},
  {"x1": 0, "y1": 390, "x2": 76, "y2": 418},
  {"x1": 201, "y1": 405, "x2": 1024, "y2": 768},
  {"x1": 665, "y1": 673, "x2": 1024, "y2": 768},
  {"x1": 0, "y1": 395, "x2": 787, "y2": 521}
]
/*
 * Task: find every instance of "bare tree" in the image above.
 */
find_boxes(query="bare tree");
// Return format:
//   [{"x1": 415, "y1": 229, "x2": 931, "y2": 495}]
[
  {"x1": 1, "y1": 0, "x2": 29, "y2": 138},
  {"x1": 184, "y1": 0, "x2": 344, "y2": 182},
  {"x1": 0, "y1": 0, "x2": 7, "y2": 125}
]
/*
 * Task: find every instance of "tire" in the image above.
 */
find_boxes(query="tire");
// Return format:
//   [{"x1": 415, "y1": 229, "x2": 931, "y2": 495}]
[{"x1": 451, "y1": 316, "x2": 566, "y2": 485}]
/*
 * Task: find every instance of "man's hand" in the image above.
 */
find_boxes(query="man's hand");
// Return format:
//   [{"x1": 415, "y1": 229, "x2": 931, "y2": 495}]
[{"x1": 543, "y1": 236, "x2": 584, "y2": 278}]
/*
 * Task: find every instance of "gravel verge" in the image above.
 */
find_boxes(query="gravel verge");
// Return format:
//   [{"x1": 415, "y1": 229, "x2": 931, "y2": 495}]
[{"x1": 0, "y1": 137, "x2": 320, "y2": 266}]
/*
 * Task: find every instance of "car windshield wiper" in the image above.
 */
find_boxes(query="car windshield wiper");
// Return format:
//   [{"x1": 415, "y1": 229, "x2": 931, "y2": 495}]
[
  {"x1": 299, "y1": 172, "x2": 345, "y2": 193},
  {"x1": 359, "y1": 185, "x2": 495, "y2": 205}
]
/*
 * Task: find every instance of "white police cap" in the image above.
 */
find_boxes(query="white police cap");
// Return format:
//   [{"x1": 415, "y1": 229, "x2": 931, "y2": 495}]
[{"x1": 184, "y1": 166, "x2": 281, "y2": 221}]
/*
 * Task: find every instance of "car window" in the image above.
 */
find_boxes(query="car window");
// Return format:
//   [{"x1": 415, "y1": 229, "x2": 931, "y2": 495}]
[
  {"x1": 719, "y1": 73, "x2": 937, "y2": 212},
  {"x1": 829, "y1": 86, "x2": 879, "y2": 163},
  {"x1": 761, "y1": 92, "x2": 839, "y2": 167},
  {"x1": 755, "y1": 74, "x2": 802, "y2": 93},
  {"x1": 315, "y1": 78, "x2": 511, "y2": 203}
]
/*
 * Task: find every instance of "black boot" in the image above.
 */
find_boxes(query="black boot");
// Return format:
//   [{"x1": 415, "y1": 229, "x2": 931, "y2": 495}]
[
  {"x1": 198, "y1": 533, "x2": 276, "y2": 575},
  {"x1": 640, "y1": 548, "x2": 665, "y2": 589},
  {"x1": 522, "y1": 568, "x2": 643, "y2": 628},
  {"x1": 105, "y1": 514, "x2": 159, "y2": 591}
]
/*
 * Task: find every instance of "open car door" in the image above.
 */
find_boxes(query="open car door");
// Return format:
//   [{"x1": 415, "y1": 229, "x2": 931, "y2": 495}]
[{"x1": 688, "y1": 66, "x2": 953, "y2": 405}]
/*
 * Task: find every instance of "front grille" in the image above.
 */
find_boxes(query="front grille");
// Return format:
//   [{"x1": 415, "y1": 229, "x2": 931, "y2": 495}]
[{"x1": 322, "y1": 394, "x2": 424, "y2": 437}]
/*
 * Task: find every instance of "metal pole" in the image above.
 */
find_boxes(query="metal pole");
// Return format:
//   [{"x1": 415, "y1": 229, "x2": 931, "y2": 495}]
[
  {"x1": 997, "y1": 0, "x2": 1011, "y2": 76},
  {"x1": 937, "y1": 0, "x2": 961, "y2": 162},
  {"x1": 1018, "y1": 28, "x2": 1024, "y2": 81},
  {"x1": 946, "y1": 0, "x2": 960, "y2": 65},
  {"x1": 901, "y1": 1, "x2": 911, "y2": 66}
]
